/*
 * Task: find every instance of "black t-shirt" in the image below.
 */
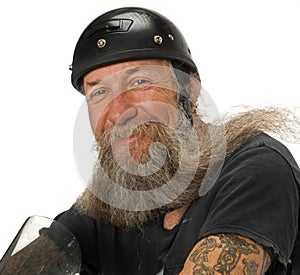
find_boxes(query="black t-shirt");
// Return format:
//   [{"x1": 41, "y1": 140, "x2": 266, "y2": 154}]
[{"x1": 56, "y1": 133, "x2": 300, "y2": 274}]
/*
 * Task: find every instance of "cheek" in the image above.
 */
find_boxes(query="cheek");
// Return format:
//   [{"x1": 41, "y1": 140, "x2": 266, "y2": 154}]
[
  {"x1": 88, "y1": 106, "x2": 104, "y2": 135},
  {"x1": 88, "y1": 109, "x2": 97, "y2": 133},
  {"x1": 139, "y1": 101, "x2": 179, "y2": 127},
  {"x1": 133, "y1": 90, "x2": 178, "y2": 114}
]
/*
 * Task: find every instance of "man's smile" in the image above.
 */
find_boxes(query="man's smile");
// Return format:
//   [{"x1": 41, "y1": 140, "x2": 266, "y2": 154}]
[{"x1": 114, "y1": 134, "x2": 141, "y2": 145}]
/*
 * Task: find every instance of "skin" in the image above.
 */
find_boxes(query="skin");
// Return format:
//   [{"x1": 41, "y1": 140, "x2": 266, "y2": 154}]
[
  {"x1": 179, "y1": 234, "x2": 271, "y2": 275},
  {"x1": 84, "y1": 59, "x2": 180, "y2": 162},
  {"x1": 83, "y1": 59, "x2": 272, "y2": 273},
  {"x1": 84, "y1": 60, "x2": 179, "y2": 134}
]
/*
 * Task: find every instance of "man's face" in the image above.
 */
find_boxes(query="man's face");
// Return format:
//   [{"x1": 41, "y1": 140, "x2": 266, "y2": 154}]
[
  {"x1": 76, "y1": 59, "x2": 204, "y2": 227},
  {"x1": 83, "y1": 59, "x2": 179, "y2": 162}
]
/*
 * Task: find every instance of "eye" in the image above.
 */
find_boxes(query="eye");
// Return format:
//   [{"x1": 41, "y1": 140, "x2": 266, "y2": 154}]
[
  {"x1": 90, "y1": 88, "x2": 109, "y2": 99},
  {"x1": 93, "y1": 89, "x2": 107, "y2": 96},
  {"x1": 86, "y1": 87, "x2": 109, "y2": 103},
  {"x1": 132, "y1": 79, "x2": 151, "y2": 87},
  {"x1": 134, "y1": 79, "x2": 147, "y2": 86}
]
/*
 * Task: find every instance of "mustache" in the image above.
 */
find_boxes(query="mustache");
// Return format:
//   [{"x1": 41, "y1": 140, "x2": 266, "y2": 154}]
[
  {"x1": 95, "y1": 121, "x2": 181, "y2": 187},
  {"x1": 108, "y1": 118, "x2": 155, "y2": 139},
  {"x1": 97, "y1": 120, "x2": 172, "y2": 144}
]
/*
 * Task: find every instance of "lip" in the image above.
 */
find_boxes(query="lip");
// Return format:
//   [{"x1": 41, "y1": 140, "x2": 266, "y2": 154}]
[{"x1": 113, "y1": 134, "x2": 140, "y2": 145}]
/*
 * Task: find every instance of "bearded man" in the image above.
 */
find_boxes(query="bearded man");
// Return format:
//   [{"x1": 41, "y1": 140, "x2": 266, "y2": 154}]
[{"x1": 54, "y1": 7, "x2": 300, "y2": 275}]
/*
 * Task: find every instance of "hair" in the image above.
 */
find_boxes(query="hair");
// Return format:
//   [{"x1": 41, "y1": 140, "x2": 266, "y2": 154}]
[{"x1": 170, "y1": 60, "x2": 201, "y2": 124}]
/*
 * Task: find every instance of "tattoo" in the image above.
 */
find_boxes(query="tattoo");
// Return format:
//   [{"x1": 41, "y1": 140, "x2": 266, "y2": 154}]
[
  {"x1": 188, "y1": 234, "x2": 261, "y2": 275},
  {"x1": 189, "y1": 237, "x2": 221, "y2": 274},
  {"x1": 260, "y1": 248, "x2": 271, "y2": 274},
  {"x1": 242, "y1": 249, "x2": 271, "y2": 275},
  {"x1": 242, "y1": 259, "x2": 258, "y2": 275},
  {"x1": 214, "y1": 234, "x2": 259, "y2": 274}
]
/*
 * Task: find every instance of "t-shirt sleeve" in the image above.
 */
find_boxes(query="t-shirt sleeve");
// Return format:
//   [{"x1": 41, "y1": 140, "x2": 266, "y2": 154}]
[
  {"x1": 55, "y1": 207, "x2": 102, "y2": 273},
  {"x1": 198, "y1": 146, "x2": 299, "y2": 266}
]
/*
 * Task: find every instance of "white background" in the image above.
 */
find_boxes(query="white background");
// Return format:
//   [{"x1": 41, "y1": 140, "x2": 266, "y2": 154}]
[{"x1": 0, "y1": 0, "x2": 299, "y2": 257}]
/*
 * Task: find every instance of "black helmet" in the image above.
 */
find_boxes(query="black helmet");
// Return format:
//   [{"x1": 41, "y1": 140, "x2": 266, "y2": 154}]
[{"x1": 70, "y1": 7, "x2": 198, "y2": 92}]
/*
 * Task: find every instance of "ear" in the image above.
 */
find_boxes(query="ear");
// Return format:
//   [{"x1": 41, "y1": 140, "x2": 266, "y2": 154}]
[{"x1": 185, "y1": 74, "x2": 201, "y2": 107}]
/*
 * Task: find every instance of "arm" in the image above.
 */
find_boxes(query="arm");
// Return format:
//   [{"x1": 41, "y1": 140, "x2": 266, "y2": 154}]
[
  {"x1": 187, "y1": 143, "x2": 298, "y2": 272},
  {"x1": 0, "y1": 217, "x2": 81, "y2": 275},
  {"x1": 179, "y1": 234, "x2": 272, "y2": 275},
  {"x1": 1, "y1": 234, "x2": 71, "y2": 274}
]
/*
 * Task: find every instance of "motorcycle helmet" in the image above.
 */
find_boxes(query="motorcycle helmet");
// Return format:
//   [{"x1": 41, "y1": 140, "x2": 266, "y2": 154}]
[{"x1": 70, "y1": 7, "x2": 199, "y2": 123}]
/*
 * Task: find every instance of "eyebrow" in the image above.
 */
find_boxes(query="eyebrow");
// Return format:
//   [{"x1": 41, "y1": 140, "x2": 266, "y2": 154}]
[{"x1": 85, "y1": 67, "x2": 141, "y2": 88}]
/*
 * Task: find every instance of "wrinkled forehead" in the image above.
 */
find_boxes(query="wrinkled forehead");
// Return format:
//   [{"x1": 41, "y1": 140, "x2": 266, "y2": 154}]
[{"x1": 83, "y1": 59, "x2": 173, "y2": 89}]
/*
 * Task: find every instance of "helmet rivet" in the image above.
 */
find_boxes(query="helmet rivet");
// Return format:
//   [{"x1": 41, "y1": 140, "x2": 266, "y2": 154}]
[
  {"x1": 69, "y1": 64, "x2": 73, "y2": 71},
  {"x1": 153, "y1": 35, "x2": 163, "y2": 45},
  {"x1": 168, "y1": 34, "x2": 174, "y2": 41},
  {"x1": 97, "y1": 38, "x2": 106, "y2": 48}
]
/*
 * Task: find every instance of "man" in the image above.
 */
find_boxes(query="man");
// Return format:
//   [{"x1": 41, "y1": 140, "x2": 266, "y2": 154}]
[{"x1": 56, "y1": 7, "x2": 299, "y2": 274}]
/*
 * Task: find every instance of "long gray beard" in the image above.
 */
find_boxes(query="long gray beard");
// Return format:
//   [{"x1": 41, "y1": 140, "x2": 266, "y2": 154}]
[
  {"x1": 74, "y1": 113, "x2": 205, "y2": 228},
  {"x1": 74, "y1": 106, "x2": 300, "y2": 228}
]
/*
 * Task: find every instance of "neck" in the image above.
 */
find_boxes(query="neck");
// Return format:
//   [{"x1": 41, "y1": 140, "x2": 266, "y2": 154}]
[{"x1": 163, "y1": 204, "x2": 189, "y2": 230}]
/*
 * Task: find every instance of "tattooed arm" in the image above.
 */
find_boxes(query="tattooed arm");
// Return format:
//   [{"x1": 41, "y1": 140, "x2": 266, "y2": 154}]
[{"x1": 179, "y1": 234, "x2": 272, "y2": 275}]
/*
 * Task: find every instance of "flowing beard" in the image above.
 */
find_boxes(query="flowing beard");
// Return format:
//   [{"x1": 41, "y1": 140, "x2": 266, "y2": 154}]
[
  {"x1": 74, "y1": 112, "x2": 206, "y2": 228},
  {"x1": 74, "y1": 106, "x2": 300, "y2": 228}
]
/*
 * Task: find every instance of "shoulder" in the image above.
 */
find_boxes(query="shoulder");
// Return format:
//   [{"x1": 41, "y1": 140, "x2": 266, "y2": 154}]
[
  {"x1": 213, "y1": 133, "x2": 299, "y2": 223},
  {"x1": 222, "y1": 133, "x2": 300, "y2": 189},
  {"x1": 228, "y1": 132, "x2": 299, "y2": 170},
  {"x1": 55, "y1": 207, "x2": 96, "y2": 231},
  {"x1": 196, "y1": 133, "x2": 299, "y2": 267},
  {"x1": 55, "y1": 207, "x2": 99, "y2": 249},
  {"x1": 55, "y1": 207, "x2": 103, "y2": 271}
]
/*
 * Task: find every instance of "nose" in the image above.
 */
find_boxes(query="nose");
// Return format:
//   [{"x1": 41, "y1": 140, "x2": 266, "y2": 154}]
[
  {"x1": 103, "y1": 92, "x2": 138, "y2": 129},
  {"x1": 96, "y1": 92, "x2": 138, "y2": 134}
]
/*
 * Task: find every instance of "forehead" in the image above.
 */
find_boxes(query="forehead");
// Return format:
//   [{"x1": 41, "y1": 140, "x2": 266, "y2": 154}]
[{"x1": 83, "y1": 59, "x2": 170, "y2": 84}]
